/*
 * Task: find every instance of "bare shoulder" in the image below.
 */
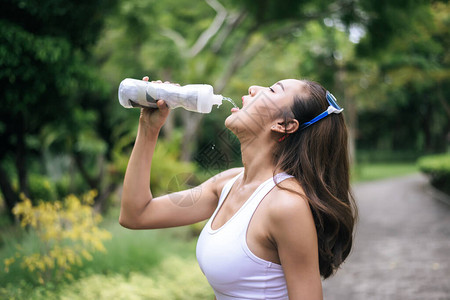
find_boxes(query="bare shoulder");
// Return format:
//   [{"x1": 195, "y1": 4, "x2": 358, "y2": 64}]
[
  {"x1": 266, "y1": 178, "x2": 318, "y2": 257},
  {"x1": 269, "y1": 178, "x2": 310, "y2": 214},
  {"x1": 266, "y1": 178, "x2": 314, "y2": 230}
]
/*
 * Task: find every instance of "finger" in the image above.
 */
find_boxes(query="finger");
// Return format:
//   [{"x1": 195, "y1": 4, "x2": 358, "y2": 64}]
[
  {"x1": 156, "y1": 100, "x2": 169, "y2": 110},
  {"x1": 143, "y1": 76, "x2": 149, "y2": 81},
  {"x1": 141, "y1": 107, "x2": 156, "y2": 114},
  {"x1": 164, "y1": 81, "x2": 170, "y2": 84}
]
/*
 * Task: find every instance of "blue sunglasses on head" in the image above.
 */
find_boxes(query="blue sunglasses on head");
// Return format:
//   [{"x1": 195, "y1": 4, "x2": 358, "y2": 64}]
[{"x1": 299, "y1": 91, "x2": 344, "y2": 130}]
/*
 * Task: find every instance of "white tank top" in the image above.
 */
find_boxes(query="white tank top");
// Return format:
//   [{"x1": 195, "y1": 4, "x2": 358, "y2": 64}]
[{"x1": 196, "y1": 171, "x2": 294, "y2": 300}]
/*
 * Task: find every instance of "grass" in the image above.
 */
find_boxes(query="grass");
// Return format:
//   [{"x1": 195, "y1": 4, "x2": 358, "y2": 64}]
[{"x1": 352, "y1": 162, "x2": 419, "y2": 182}]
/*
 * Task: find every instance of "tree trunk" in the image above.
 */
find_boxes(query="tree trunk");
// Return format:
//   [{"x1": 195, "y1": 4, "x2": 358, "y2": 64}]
[
  {"x1": 73, "y1": 152, "x2": 99, "y2": 189},
  {"x1": 73, "y1": 151, "x2": 120, "y2": 212},
  {"x1": 93, "y1": 182, "x2": 118, "y2": 214},
  {"x1": 346, "y1": 96, "x2": 357, "y2": 165},
  {"x1": 422, "y1": 101, "x2": 433, "y2": 152},
  {"x1": 336, "y1": 66, "x2": 357, "y2": 166},
  {"x1": 16, "y1": 112, "x2": 29, "y2": 197},
  {"x1": 0, "y1": 166, "x2": 20, "y2": 222}
]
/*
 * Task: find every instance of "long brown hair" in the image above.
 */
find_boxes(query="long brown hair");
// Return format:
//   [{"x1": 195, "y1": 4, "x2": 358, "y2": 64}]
[{"x1": 273, "y1": 80, "x2": 357, "y2": 279}]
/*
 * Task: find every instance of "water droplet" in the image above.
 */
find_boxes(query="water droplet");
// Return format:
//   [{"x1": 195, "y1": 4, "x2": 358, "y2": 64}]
[{"x1": 222, "y1": 97, "x2": 238, "y2": 108}]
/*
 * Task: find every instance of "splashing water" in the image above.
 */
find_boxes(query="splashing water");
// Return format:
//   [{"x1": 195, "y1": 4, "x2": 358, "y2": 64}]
[{"x1": 222, "y1": 97, "x2": 238, "y2": 108}]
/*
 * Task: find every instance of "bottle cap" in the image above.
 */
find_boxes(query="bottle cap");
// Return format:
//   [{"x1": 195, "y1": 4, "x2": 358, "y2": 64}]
[
  {"x1": 212, "y1": 94, "x2": 223, "y2": 107},
  {"x1": 197, "y1": 84, "x2": 223, "y2": 113},
  {"x1": 198, "y1": 94, "x2": 222, "y2": 113}
]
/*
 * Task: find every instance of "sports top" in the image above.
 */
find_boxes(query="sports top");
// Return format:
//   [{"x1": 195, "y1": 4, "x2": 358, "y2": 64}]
[{"x1": 196, "y1": 171, "x2": 294, "y2": 300}]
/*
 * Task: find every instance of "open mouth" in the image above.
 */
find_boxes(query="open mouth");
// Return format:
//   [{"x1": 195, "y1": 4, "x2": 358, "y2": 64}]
[{"x1": 231, "y1": 96, "x2": 245, "y2": 113}]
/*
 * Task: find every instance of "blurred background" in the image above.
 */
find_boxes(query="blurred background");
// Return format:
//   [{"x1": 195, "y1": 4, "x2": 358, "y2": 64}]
[{"x1": 0, "y1": 0, "x2": 448, "y2": 298}]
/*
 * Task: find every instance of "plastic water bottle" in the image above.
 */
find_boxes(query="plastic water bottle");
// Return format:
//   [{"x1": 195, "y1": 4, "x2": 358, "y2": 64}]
[{"x1": 118, "y1": 78, "x2": 224, "y2": 113}]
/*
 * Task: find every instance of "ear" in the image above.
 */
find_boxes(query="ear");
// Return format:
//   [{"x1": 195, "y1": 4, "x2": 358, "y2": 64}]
[{"x1": 271, "y1": 118, "x2": 299, "y2": 134}]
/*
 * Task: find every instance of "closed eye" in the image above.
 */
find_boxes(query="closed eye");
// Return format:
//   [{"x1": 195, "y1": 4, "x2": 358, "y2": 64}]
[{"x1": 268, "y1": 87, "x2": 275, "y2": 93}]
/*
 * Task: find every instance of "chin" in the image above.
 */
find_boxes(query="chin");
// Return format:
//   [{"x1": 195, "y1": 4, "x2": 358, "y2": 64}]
[
  {"x1": 224, "y1": 113, "x2": 236, "y2": 130},
  {"x1": 224, "y1": 113, "x2": 248, "y2": 138}
]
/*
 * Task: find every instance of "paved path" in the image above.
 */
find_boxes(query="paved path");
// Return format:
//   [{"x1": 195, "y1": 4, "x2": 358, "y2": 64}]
[{"x1": 322, "y1": 174, "x2": 450, "y2": 300}]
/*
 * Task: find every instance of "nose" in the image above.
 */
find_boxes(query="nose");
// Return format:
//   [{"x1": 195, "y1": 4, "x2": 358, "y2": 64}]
[{"x1": 248, "y1": 85, "x2": 262, "y2": 96}]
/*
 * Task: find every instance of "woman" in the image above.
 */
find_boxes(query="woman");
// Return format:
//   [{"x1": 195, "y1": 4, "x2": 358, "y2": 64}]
[{"x1": 120, "y1": 77, "x2": 357, "y2": 300}]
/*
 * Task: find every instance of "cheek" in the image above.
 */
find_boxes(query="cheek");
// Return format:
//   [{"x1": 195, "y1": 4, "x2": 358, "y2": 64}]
[
  {"x1": 243, "y1": 100, "x2": 285, "y2": 127},
  {"x1": 224, "y1": 108, "x2": 273, "y2": 137}
]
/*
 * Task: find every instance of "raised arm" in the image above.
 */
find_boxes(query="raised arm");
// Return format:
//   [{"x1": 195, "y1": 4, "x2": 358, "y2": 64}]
[{"x1": 119, "y1": 78, "x2": 241, "y2": 229}]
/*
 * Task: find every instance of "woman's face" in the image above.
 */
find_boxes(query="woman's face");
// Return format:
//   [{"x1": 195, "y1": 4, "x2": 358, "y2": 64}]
[{"x1": 225, "y1": 79, "x2": 305, "y2": 136}]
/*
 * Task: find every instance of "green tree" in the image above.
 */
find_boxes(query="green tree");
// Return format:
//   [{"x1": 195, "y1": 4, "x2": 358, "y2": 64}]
[
  {"x1": 0, "y1": 0, "x2": 117, "y2": 220},
  {"x1": 355, "y1": 0, "x2": 449, "y2": 154}
]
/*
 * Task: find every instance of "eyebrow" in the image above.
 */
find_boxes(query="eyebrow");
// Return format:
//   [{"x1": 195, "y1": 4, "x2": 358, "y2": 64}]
[{"x1": 275, "y1": 82, "x2": 285, "y2": 91}]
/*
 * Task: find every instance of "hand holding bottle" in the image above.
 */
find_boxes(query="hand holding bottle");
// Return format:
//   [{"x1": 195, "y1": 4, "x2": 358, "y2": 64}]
[{"x1": 138, "y1": 77, "x2": 170, "y2": 134}]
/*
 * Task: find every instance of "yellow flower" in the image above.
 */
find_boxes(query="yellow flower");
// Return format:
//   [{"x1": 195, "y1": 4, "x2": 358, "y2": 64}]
[
  {"x1": 6, "y1": 190, "x2": 112, "y2": 284},
  {"x1": 4, "y1": 257, "x2": 15, "y2": 273}
]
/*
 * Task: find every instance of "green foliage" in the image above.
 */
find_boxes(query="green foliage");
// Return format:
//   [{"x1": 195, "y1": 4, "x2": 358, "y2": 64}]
[
  {"x1": 352, "y1": 162, "x2": 418, "y2": 183},
  {"x1": 0, "y1": 210, "x2": 208, "y2": 299},
  {"x1": 151, "y1": 132, "x2": 197, "y2": 196},
  {"x1": 71, "y1": 216, "x2": 167, "y2": 276},
  {"x1": 0, "y1": 0, "x2": 119, "y2": 217},
  {"x1": 232, "y1": 0, "x2": 357, "y2": 24},
  {"x1": 1, "y1": 0, "x2": 117, "y2": 49},
  {"x1": 356, "y1": 150, "x2": 422, "y2": 164},
  {"x1": 94, "y1": 0, "x2": 215, "y2": 83},
  {"x1": 53, "y1": 174, "x2": 82, "y2": 199},
  {"x1": 418, "y1": 153, "x2": 450, "y2": 195},
  {"x1": 58, "y1": 256, "x2": 213, "y2": 300},
  {"x1": 0, "y1": 210, "x2": 182, "y2": 287},
  {"x1": 355, "y1": 1, "x2": 450, "y2": 153},
  {"x1": 28, "y1": 174, "x2": 57, "y2": 204},
  {"x1": 358, "y1": 0, "x2": 424, "y2": 55},
  {"x1": 3, "y1": 191, "x2": 112, "y2": 284},
  {"x1": 0, "y1": 256, "x2": 213, "y2": 300}
]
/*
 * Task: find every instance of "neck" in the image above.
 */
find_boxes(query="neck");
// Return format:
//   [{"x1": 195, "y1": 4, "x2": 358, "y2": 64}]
[{"x1": 239, "y1": 136, "x2": 279, "y2": 184}]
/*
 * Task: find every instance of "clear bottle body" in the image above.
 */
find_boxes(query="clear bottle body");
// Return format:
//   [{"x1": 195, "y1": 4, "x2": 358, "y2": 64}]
[{"x1": 118, "y1": 78, "x2": 223, "y2": 113}]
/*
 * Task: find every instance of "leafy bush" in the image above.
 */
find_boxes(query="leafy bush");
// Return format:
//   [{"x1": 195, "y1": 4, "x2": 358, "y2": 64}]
[
  {"x1": 58, "y1": 256, "x2": 213, "y2": 300},
  {"x1": 28, "y1": 174, "x2": 57, "y2": 203},
  {"x1": 52, "y1": 173, "x2": 92, "y2": 199},
  {"x1": 3, "y1": 191, "x2": 111, "y2": 284},
  {"x1": 0, "y1": 256, "x2": 213, "y2": 299},
  {"x1": 418, "y1": 153, "x2": 450, "y2": 195},
  {"x1": 0, "y1": 212, "x2": 201, "y2": 296}
]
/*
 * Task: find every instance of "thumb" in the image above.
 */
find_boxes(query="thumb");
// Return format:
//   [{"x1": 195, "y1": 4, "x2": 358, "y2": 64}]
[{"x1": 157, "y1": 100, "x2": 169, "y2": 115}]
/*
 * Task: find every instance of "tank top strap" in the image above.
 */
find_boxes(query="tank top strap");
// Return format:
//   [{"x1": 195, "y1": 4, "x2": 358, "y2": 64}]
[
  {"x1": 273, "y1": 172, "x2": 294, "y2": 183},
  {"x1": 238, "y1": 172, "x2": 294, "y2": 228}
]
